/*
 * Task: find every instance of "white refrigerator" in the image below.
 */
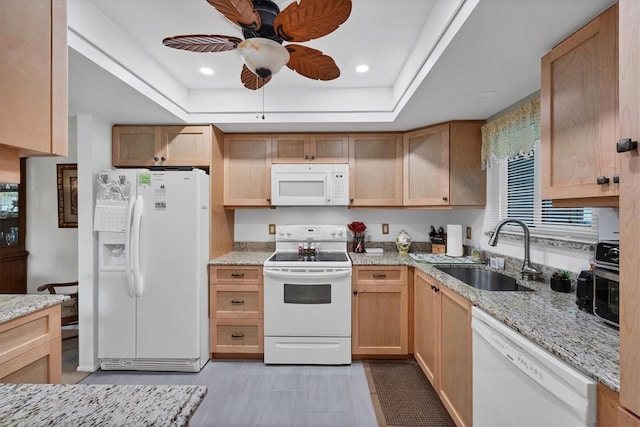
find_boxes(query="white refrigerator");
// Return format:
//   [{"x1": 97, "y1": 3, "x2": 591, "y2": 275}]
[{"x1": 95, "y1": 168, "x2": 209, "y2": 372}]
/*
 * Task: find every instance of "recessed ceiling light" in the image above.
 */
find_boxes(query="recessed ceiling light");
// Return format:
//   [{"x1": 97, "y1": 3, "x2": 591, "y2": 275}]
[
  {"x1": 355, "y1": 64, "x2": 369, "y2": 73},
  {"x1": 200, "y1": 67, "x2": 214, "y2": 76},
  {"x1": 479, "y1": 90, "x2": 496, "y2": 98}
]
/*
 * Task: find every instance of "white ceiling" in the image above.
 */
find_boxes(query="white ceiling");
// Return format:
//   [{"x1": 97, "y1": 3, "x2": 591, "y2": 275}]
[{"x1": 68, "y1": 0, "x2": 617, "y2": 133}]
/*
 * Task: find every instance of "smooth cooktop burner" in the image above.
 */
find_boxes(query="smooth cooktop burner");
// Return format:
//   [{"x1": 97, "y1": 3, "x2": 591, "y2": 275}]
[{"x1": 267, "y1": 252, "x2": 350, "y2": 263}]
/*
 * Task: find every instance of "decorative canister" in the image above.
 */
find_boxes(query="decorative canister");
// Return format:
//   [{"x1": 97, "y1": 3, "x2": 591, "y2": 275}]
[{"x1": 396, "y1": 230, "x2": 411, "y2": 254}]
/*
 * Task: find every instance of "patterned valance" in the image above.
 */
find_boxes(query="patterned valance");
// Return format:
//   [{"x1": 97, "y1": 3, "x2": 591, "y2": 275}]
[{"x1": 481, "y1": 97, "x2": 540, "y2": 169}]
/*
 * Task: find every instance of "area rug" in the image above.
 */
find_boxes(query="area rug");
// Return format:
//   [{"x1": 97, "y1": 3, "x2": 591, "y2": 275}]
[{"x1": 364, "y1": 360, "x2": 455, "y2": 427}]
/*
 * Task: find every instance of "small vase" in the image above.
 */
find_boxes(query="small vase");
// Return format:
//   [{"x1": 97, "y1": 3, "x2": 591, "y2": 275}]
[{"x1": 396, "y1": 230, "x2": 411, "y2": 255}]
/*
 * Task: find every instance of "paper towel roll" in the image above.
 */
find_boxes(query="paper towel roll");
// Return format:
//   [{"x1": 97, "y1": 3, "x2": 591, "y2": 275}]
[{"x1": 446, "y1": 224, "x2": 463, "y2": 257}]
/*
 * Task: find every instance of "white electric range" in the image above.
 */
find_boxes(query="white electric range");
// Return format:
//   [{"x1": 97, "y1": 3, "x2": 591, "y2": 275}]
[{"x1": 263, "y1": 225, "x2": 352, "y2": 365}]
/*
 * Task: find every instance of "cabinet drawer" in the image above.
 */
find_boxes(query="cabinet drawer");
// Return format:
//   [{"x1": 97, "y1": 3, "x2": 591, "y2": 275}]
[
  {"x1": 210, "y1": 266, "x2": 263, "y2": 285},
  {"x1": 211, "y1": 319, "x2": 263, "y2": 353},
  {"x1": 0, "y1": 305, "x2": 61, "y2": 365},
  {"x1": 353, "y1": 266, "x2": 407, "y2": 285},
  {"x1": 210, "y1": 285, "x2": 262, "y2": 319}
]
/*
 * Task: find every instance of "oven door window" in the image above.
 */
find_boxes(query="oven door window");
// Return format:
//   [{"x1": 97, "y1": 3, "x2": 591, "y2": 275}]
[{"x1": 284, "y1": 283, "x2": 331, "y2": 304}]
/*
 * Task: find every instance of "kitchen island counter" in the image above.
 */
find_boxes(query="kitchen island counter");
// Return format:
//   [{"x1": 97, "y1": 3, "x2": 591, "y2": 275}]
[
  {"x1": 0, "y1": 383, "x2": 207, "y2": 427},
  {"x1": 0, "y1": 294, "x2": 68, "y2": 324},
  {"x1": 209, "y1": 251, "x2": 620, "y2": 392}
]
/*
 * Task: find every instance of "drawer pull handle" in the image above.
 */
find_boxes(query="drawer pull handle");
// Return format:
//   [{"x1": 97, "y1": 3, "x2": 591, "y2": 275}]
[
  {"x1": 373, "y1": 274, "x2": 387, "y2": 278},
  {"x1": 231, "y1": 333, "x2": 245, "y2": 339},
  {"x1": 231, "y1": 273, "x2": 245, "y2": 278},
  {"x1": 231, "y1": 299, "x2": 245, "y2": 305}
]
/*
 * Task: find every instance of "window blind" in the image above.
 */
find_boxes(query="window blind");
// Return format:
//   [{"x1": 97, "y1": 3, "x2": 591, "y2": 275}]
[{"x1": 488, "y1": 143, "x2": 598, "y2": 242}]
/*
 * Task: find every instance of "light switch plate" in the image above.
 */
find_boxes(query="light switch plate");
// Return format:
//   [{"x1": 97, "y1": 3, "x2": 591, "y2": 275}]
[
  {"x1": 269, "y1": 224, "x2": 276, "y2": 235},
  {"x1": 382, "y1": 224, "x2": 389, "y2": 234}
]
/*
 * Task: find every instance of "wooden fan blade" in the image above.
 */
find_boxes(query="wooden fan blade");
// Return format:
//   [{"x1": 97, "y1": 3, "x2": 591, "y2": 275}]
[
  {"x1": 286, "y1": 44, "x2": 340, "y2": 80},
  {"x1": 241, "y1": 64, "x2": 271, "y2": 90},
  {"x1": 274, "y1": 0, "x2": 351, "y2": 42},
  {"x1": 162, "y1": 34, "x2": 242, "y2": 53},
  {"x1": 207, "y1": 0, "x2": 261, "y2": 30}
]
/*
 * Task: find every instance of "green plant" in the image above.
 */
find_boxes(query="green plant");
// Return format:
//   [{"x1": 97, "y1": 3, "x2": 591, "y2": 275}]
[{"x1": 552, "y1": 270, "x2": 571, "y2": 280}]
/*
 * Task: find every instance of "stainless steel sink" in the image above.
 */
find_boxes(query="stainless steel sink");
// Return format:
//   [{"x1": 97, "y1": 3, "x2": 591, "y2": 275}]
[{"x1": 435, "y1": 267, "x2": 534, "y2": 291}]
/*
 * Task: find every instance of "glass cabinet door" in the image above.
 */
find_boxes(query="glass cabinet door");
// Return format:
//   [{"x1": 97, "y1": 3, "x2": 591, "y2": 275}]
[{"x1": 0, "y1": 183, "x2": 20, "y2": 248}]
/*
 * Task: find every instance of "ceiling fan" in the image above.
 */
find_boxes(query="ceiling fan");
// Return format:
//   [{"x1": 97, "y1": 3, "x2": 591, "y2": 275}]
[{"x1": 163, "y1": 0, "x2": 352, "y2": 90}]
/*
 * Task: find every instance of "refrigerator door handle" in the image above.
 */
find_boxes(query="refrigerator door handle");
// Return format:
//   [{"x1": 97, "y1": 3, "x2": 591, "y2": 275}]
[
  {"x1": 124, "y1": 196, "x2": 136, "y2": 298},
  {"x1": 132, "y1": 195, "x2": 145, "y2": 297}
]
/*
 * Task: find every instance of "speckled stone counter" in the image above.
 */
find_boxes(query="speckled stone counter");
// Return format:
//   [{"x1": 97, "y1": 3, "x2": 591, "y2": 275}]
[
  {"x1": 0, "y1": 384, "x2": 207, "y2": 426},
  {"x1": 0, "y1": 294, "x2": 69, "y2": 324},
  {"x1": 209, "y1": 251, "x2": 620, "y2": 392}
]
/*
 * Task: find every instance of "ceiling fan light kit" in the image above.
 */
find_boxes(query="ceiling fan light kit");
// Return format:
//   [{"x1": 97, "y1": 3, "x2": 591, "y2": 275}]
[{"x1": 162, "y1": 0, "x2": 352, "y2": 90}]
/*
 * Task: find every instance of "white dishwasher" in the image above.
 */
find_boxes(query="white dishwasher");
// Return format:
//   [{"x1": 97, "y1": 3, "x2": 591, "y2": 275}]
[{"x1": 472, "y1": 307, "x2": 597, "y2": 427}]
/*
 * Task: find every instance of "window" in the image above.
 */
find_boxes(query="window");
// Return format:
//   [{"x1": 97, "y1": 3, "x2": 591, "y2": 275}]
[{"x1": 488, "y1": 143, "x2": 598, "y2": 242}]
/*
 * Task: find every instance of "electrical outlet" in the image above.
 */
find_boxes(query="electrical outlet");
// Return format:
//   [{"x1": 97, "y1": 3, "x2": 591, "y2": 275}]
[
  {"x1": 269, "y1": 224, "x2": 276, "y2": 235},
  {"x1": 382, "y1": 224, "x2": 389, "y2": 235},
  {"x1": 466, "y1": 226, "x2": 472, "y2": 239}
]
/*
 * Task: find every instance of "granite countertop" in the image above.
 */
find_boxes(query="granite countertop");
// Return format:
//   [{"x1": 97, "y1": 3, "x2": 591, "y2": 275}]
[
  {"x1": 0, "y1": 294, "x2": 69, "y2": 324},
  {"x1": 0, "y1": 384, "x2": 207, "y2": 427},
  {"x1": 209, "y1": 250, "x2": 620, "y2": 392}
]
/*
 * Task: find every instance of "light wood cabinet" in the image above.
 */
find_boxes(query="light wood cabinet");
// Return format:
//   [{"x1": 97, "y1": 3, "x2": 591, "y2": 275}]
[
  {"x1": 413, "y1": 270, "x2": 472, "y2": 427},
  {"x1": 0, "y1": 0, "x2": 68, "y2": 181},
  {"x1": 272, "y1": 134, "x2": 349, "y2": 163},
  {"x1": 209, "y1": 266, "x2": 263, "y2": 354},
  {"x1": 112, "y1": 125, "x2": 211, "y2": 168},
  {"x1": 0, "y1": 304, "x2": 62, "y2": 383},
  {"x1": 352, "y1": 266, "x2": 408, "y2": 355},
  {"x1": 223, "y1": 134, "x2": 272, "y2": 207},
  {"x1": 348, "y1": 133, "x2": 403, "y2": 206},
  {"x1": 403, "y1": 121, "x2": 485, "y2": 207},
  {"x1": 619, "y1": 0, "x2": 640, "y2": 419},
  {"x1": 541, "y1": 4, "x2": 618, "y2": 205}
]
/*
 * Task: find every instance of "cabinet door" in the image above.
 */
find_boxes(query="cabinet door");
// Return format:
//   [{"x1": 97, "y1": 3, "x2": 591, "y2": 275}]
[
  {"x1": 619, "y1": 0, "x2": 640, "y2": 417},
  {"x1": 449, "y1": 122, "x2": 485, "y2": 206},
  {"x1": 224, "y1": 134, "x2": 272, "y2": 206},
  {"x1": 438, "y1": 285, "x2": 472, "y2": 427},
  {"x1": 0, "y1": 0, "x2": 67, "y2": 157},
  {"x1": 541, "y1": 4, "x2": 618, "y2": 200},
  {"x1": 310, "y1": 134, "x2": 349, "y2": 163},
  {"x1": 403, "y1": 124, "x2": 450, "y2": 206},
  {"x1": 349, "y1": 133, "x2": 403, "y2": 206},
  {"x1": 414, "y1": 270, "x2": 440, "y2": 386},
  {"x1": 161, "y1": 126, "x2": 211, "y2": 167},
  {"x1": 112, "y1": 126, "x2": 162, "y2": 167},
  {"x1": 352, "y1": 282, "x2": 408, "y2": 355},
  {"x1": 271, "y1": 134, "x2": 309, "y2": 163}
]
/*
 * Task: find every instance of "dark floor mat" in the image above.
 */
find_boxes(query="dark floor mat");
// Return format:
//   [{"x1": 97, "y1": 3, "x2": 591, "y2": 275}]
[{"x1": 364, "y1": 360, "x2": 455, "y2": 427}]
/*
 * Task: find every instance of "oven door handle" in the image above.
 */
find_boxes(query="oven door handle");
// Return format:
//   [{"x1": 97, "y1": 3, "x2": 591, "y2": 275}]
[{"x1": 263, "y1": 269, "x2": 352, "y2": 280}]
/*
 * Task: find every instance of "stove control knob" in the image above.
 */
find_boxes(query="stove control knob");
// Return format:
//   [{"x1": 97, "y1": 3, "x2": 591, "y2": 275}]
[
  {"x1": 277, "y1": 229, "x2": 285, "y2": 237},
  {"x1": 336, "y1": 228, "x2": 344, "y2": 238}
]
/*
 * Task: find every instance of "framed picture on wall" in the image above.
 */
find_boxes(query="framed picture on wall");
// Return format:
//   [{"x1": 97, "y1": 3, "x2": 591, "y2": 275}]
[{"x1": 57, "y1": 163, "x2": 78, "y2": 228}]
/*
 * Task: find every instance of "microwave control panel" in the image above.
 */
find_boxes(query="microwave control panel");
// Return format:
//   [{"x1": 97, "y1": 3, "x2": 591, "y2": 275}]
[{"x1": 332, "y1": 171, "x2": 349, "y2": 205}]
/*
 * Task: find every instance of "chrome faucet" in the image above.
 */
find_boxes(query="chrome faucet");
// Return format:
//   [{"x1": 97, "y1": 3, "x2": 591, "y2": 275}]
[{"x1": 488, "y1": 219, "x2": 541, "y2": 280}]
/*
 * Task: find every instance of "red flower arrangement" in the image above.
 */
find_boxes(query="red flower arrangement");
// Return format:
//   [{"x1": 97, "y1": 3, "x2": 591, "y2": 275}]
[{"x1": 348, "y1": 221, "x2": 367, "y2": 252}]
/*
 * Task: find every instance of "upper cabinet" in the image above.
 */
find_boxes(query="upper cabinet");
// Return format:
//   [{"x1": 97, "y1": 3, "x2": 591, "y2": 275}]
[
  {"x1": 0, "y1": 0, "x2": 68, "y2": 182},
  {"x1": 223, "y1": 134, "x2": 272, "y2": 207},
  {"x1": 112, "y1": 125, "x2": 211, "y2": 168},
  {"x1": 271, "y1": 134, "x2": 349, "y2": 163},
  {"x1": 349, "y1": 133, "x2": 403, "y2": 206},
  {"x1": 403, "y1": 121, "x2": 485, "y2": 207},
  {"x1": 541, "y1": 4, "x2": 618, "y2": 204}
]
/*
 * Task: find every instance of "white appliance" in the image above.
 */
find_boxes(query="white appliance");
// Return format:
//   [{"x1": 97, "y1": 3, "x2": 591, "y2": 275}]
[
  {"x1": 94, "y1": 168, "x2": 210, "y2": 372},
  {"x1": 472, "y1": 307, "x2": 596, "y2": 427},
  {"x1": 263, "y1": 225, "x2": 352, "y2": 364},
  {"x1": 271, "y1": 164, "x2": 349, "y2": 206}
]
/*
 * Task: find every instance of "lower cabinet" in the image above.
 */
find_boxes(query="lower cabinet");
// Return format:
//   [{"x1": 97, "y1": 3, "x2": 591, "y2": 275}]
[
  {"x1": 352, "y1": 266, "x2": 408, "y2": 355},
  {"x1": 209, "y1": 266, "x2": 263, "y2": 355},
  {"x1": 0, "y1": 304, "x2": 62, "y2": 383},
  {"x1": 414, "y1": 269, "x2": 472, "y2": 427}
]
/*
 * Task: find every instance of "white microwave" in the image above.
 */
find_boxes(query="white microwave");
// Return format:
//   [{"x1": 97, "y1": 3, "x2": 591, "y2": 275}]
[{"x1": 271, "y1": 164, "x2": 349, "y2": 206}]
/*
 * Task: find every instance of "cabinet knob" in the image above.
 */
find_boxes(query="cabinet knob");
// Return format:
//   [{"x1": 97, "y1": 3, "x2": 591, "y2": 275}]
[
  {"x1": 353, "y1": 290, "x2": 358, "y2": 295},
  {"x1": 616, "y1": 138, "x2": 638, "y2": 153},
  {"x1": 161, "y1": 156, "x2": 166, "y2": 161},
  {"x1": 267, "y1": 197, "x2": 271, "y2": 202},
  {"x1": 304, "y1": 155, "x2": 310, "y2": 160},
  {"x1": 596, "y1": 176, "x2": 610, "y2": 185},
  {"x1": 442, "y1": 196, "x2": 448, "y2": 201},
  {"x1": 350, "y1": 198, "x2": 354, "y2": 203},
  {"x1": 153, "y1": 156, "x2": 159, "y2": 161},
  {"x1": 311, "y1": 155, "x2": 316, "y2": 160}
]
